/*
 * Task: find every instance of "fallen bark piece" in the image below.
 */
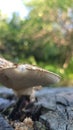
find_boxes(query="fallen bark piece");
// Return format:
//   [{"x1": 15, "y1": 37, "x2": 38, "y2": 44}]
[{"x1": 14, "y1": 117, "x2": 34, "y2": 130}]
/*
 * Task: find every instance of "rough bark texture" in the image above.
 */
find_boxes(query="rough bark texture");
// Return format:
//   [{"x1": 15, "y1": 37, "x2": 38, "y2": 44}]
[
  {"x1": 35, "y1": 87, "x2": 73, "y2": 130},
  {"x1": 0, "y1": 87, "x2": 73, "y2": 130},
  {"x1": 0, "y1": 114, "x2": 14, "y2": 130}
]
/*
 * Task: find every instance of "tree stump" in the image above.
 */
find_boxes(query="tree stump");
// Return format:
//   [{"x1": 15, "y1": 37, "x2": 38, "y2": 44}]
[
  {"x1": 35, "y1": 87, "x2": 73, "y2": 130},
  {"x1": 0, "y1": 87, "x2": 73, "y2": 130}
]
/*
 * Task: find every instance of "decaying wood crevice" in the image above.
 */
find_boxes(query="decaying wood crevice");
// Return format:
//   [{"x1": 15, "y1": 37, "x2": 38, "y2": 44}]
[{"x1": 0, "y1": 87, "x2": 73, "y2": 130}]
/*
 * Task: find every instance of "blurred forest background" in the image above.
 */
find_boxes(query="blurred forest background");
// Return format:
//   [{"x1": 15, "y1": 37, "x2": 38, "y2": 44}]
[{"x1": 0, "y1": 0, "x2": 73, "y2": 86}]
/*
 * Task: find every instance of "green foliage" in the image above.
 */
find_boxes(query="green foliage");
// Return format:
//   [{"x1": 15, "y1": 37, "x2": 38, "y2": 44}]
[{"x1": 0, "y1": 0, "x2": 73, "y2": 85}]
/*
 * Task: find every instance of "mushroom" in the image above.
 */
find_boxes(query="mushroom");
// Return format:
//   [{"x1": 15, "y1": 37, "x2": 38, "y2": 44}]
[{"x1": 0, "y1": 57, "x2": 60, "y2": 95}]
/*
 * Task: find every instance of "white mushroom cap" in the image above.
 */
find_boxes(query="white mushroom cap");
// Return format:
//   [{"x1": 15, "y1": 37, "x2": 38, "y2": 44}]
[{"x1": 0, "y1": 58, "x2": 61, "y2": 95}]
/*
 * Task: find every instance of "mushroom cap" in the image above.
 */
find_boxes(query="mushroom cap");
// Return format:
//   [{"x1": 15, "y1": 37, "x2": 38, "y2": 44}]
[
  {"x1": 0, "y1": 63, "x2": 60, "y2": 93},
  {"x1": 0, "y1": 57, "x2": 14, "y2": 69}
]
